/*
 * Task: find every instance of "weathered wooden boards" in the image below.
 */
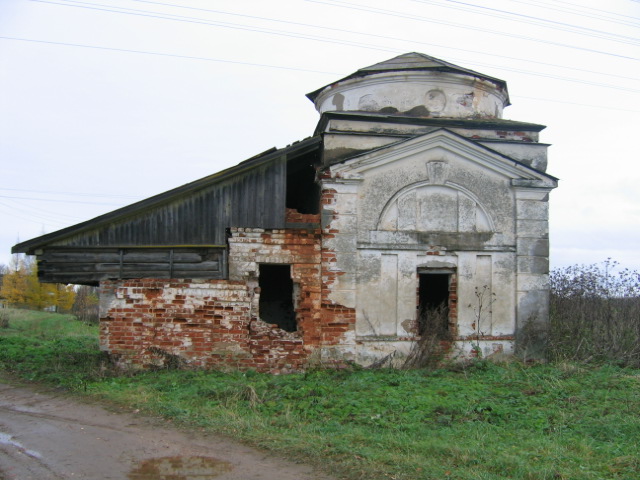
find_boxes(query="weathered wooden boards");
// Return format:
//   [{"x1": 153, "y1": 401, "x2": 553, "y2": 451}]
[{"x1": 36, "y1": 247, "x2": 226, "y2": 285}]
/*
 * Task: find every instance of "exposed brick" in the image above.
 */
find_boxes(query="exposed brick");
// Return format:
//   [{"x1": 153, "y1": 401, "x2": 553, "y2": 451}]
[{"x1": 101, "y1": 221, "x2": 355, "y2": 374}]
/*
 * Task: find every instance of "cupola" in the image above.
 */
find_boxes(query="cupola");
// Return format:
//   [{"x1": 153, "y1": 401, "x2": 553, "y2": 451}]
[{"x1": 307, "y1": 52, "x2": 510, "y2": 119}]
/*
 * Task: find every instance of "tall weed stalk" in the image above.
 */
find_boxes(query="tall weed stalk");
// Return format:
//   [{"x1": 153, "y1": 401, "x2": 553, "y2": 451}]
[
  {"x1": 549, "y1": 259, "x2": 640, "y2": 367},
  {"x1": 403, "y1": 305, "x2": 451, "y2": 369}
]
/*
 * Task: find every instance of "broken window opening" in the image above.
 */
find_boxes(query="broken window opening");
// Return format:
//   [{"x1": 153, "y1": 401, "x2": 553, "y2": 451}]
[
  {"x1": 417, "y1": 273, "x2": 452, "y2": 339},
  {"x1": 258, "y1": 264, "x2": 297, "y2": 332},
  {"x1": 286, "y1": 159, "x2": 319, "y2": 214}
]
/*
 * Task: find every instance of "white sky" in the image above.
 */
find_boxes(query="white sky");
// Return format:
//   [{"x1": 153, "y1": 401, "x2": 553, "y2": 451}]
[{"x1": 1, "y1": 0, "x2": 639, "y2": 273}]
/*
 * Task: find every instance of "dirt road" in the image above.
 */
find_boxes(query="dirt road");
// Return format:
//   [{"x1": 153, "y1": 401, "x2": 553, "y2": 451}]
[{"x1": 0, "y1": 381, "x2": 336, "y2": 480}]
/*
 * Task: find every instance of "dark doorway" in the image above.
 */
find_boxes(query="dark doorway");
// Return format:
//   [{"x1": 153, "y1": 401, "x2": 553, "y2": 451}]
[
  {"x1": 258, "y1": 264, "x2": 297, "y2": 332},
  {"x1": 418, "y1": 273, "x2": 451, "y2": 338}
]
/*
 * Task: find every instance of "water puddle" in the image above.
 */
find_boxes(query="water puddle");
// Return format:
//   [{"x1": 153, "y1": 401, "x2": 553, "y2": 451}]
[
  {"x1": 128, "y1": 455, "x2": 233, "y2": 479},
  {"x1": 0, "y1": 431, "x2": 43, "y2": 459}
]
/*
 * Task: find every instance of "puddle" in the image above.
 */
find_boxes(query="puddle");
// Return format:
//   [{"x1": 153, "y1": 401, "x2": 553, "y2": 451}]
[
  {"x1": 0, "y1": 431, "x2": 43, "y2": 459},
  {"x1": 128, "y1": 456, "x2": 233, "y2": 479}
]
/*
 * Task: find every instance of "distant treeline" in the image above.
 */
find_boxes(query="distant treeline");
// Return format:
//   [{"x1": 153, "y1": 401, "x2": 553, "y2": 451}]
[{"x1": 1, "y1": 254, "x2": 99, "y2": 324}]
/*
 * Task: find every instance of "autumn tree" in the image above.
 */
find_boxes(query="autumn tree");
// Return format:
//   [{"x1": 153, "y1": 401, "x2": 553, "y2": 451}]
[
  {"x1": 56, "y1": 283, "x2": 77, "y2": 313},
  {"x1": 0, "y1": 254, "x2": 76, "y2": 312},
  {"x1": 0, "y1": 254, "x2": 29, "y2": 307}
]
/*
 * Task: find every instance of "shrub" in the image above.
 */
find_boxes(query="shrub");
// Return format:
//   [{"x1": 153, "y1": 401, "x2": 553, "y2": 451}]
[{"x1": 549, "y1": 259, "x2": 640, "y2": 367}]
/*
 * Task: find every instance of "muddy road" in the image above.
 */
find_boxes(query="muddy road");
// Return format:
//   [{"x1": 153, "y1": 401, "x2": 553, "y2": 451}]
[{"x1": 0, "y1": 382, "x2": 336, "y2": 480}]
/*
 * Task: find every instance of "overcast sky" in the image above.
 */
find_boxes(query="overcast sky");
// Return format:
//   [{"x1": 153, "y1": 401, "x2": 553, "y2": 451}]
[{"x1": 1, "y1": 0, "x2": 639, "y2": 274}]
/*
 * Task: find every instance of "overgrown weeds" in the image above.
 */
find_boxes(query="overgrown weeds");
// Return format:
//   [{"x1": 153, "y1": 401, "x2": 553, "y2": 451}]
[
  {"x1": 403, "y1": 304, "x2": 450, "y2": 369},
  {"x1": 549, "y1": 259, "x2": 640, "y2": 367}
]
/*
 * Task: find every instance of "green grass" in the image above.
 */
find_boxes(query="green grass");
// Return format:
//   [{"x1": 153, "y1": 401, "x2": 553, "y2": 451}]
[
  {"x1": 0, "y1": 308, "x2": 103, "y2": 387},
  {"x1": 0, "y1": 308, "x2": 97, "y2": 339},
  {"x1": 1, "y1": 309, "x2": 639, "y2": 479}
]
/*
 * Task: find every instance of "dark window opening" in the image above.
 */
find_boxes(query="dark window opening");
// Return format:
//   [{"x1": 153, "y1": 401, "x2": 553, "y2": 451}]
[
  {"x1": 258, "y1": 264, "x2": 297, "y2": 332},
  {"x1": 286, "y1": 161, "x2": 319, "y2": 214},
  {"x1": 418, "y1": 273, "x2": 451, "y2": 338}
]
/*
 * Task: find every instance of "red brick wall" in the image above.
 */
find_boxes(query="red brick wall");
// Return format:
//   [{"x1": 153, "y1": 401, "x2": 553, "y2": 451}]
[
  {"x1": 100, "y1": 209, "x2": 356, "y2": 372},
  {"x1": 100, "y1": 280, "x2": 255, "y2": 369}
]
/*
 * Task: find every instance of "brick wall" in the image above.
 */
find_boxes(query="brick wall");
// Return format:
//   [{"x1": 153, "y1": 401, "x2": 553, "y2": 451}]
[
  {"x1": 100, "y1": 208, "x2": 356, "y2": 372},
  {"x1": 100, "y1": 279, "x2": 255, "y2": 369}
]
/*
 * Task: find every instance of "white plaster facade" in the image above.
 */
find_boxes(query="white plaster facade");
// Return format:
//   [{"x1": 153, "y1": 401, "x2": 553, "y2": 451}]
[{"x1": 310, "y1": 53, "x2": 557, "y2": 364}]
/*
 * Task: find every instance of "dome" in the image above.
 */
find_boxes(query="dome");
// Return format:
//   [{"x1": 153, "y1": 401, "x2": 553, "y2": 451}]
[{"x1": 307, "y1": 53, "x2": 510, "y2": 119}]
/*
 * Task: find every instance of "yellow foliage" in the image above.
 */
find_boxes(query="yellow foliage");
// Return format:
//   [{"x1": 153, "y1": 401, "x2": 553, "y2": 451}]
[
  {"x1": 1, "y1": 255, "x2": 29, "y2": 307},
  {"x1": 0, "y1": 254, "x2": 76, "y2": 312},
  {"x1": 56, "y1": 284, "x2": 77, "y2": 313}
]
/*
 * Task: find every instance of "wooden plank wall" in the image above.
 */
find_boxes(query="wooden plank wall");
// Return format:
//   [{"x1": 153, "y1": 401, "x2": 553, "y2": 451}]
[
  {"x1": 56, "y1": 158, "x2": 287, "y2": 248},
  {"x1": 37, "y1": 246, "x2": 227, "y2": 285}
]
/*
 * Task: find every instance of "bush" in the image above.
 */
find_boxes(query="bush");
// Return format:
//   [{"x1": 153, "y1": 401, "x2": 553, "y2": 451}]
[{"x1": 549, "y1": 259, "x2": 640, "y2": 367}]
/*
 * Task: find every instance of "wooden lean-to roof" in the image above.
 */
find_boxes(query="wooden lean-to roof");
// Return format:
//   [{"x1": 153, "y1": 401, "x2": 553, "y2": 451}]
[
  {"x1": 12, "y1": 136, "x2": 321, "y2": 285},
  {"x1": 13, "y1": 136, "x2": 321, "y2": 255}
]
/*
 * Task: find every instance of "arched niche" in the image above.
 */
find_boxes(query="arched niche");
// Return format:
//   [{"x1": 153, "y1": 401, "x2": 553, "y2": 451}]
[{"x1": 377, "y1": 182, "x2": 494, "y2": 233}]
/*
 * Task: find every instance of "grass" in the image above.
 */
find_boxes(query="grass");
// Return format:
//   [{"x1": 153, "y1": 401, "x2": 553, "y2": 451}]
[
  {"x1": 1, "y1": 308, "x2": 639, "y2": 479},
  {"x1": 0, "y1": 308, "x2": 103, "y2": 387},
  {"x1": 0, "y1": 307, "x2": 97, "y2": 338}
]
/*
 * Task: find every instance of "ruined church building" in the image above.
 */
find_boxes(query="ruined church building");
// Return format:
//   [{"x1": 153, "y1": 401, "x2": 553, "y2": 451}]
[{"x1": 14, "y1": 53, "x2": 557, "y2": 372}]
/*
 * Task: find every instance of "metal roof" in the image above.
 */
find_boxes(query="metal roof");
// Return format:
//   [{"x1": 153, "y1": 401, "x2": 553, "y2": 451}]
[{"x1": 306, "y1": 52, "x2": 509, "y2": 103}]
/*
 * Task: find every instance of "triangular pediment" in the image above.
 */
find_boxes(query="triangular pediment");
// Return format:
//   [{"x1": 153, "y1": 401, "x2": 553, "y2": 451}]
[{"x1": 329, "y1": 129, "x2": 557, "y2": 188}]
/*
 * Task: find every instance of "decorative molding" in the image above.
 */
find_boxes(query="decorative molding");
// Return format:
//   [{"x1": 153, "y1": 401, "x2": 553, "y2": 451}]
[
  {"x1": 330, "y1": 129, "x2": 557, "y2": 186},
  {"x1": 513, "y1": 187, "x2": 553, "y2": 200},
  {"x1": 376, "y1": 180, "x2": 496, "y2": 232},
  {"x1": 426, "y1": 160, "x2": 449, "y2": 184}
]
